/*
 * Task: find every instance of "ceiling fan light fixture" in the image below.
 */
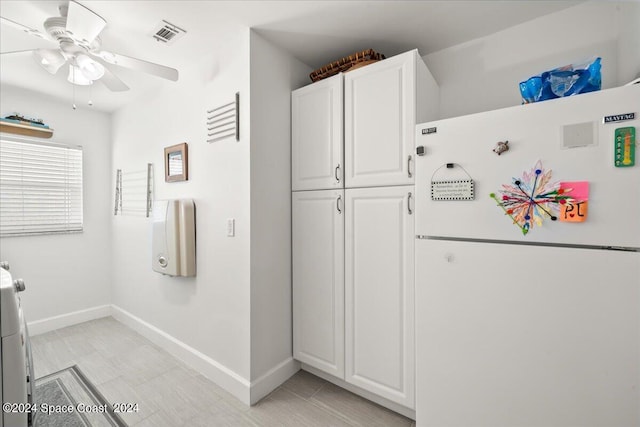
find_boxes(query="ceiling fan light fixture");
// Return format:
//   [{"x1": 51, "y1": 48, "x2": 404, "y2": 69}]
[
  {"x1": 76, "y1": 54, "x2": 105, "y2": 80},
  {"x1": 11, "y1": 0, "x2": 176, "y2": 93},
  {"x1": 33, "y1": 49, "x2": 66, "y2": 74},
  {"x1": 67, "y1": 65, "x2": 93, "y2": 85}
]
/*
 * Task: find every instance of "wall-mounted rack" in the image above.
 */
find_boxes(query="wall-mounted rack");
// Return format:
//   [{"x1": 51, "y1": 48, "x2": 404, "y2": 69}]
[
  {"x1": 114, "y1": 163, "x2": 153, "y2": 217},
  {"x1": 206, "y1": 92, "x2": 239, "y2": 143}
]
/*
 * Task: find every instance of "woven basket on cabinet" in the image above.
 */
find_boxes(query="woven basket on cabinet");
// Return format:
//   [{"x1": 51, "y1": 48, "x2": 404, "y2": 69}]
[{"x1": 309, "y1": 49, "x2": 386, "y2": 82}]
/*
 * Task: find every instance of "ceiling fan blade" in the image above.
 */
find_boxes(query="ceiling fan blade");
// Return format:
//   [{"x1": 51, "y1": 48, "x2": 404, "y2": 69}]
[
  {"x1": 65, "y1": 1, "x2": 106, "y2": 45},
  {"x1": 1, "y1": 16, "x2": 52, "y2": 41},
  {"x1": 90, "y1": 50, "x2": 179, "y2": 81},
  {"x1": 91, "y1": 59, "x2": 129, "y2": 91},
  {"x1": 0, "y1": 49, "x2": 36, "y2": 55},
  {"x1": 99, "y1": 70, "x2": 129, "y2": 92}
]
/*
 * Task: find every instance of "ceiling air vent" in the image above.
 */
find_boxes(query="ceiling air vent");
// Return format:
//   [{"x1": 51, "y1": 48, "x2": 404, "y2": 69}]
[{"x1": 151, "y1": 20, "x2": 186, "y2": 45}]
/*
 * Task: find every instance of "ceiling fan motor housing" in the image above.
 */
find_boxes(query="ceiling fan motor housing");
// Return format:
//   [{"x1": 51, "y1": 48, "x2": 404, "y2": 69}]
[
  {"x1": 44, "y1": 17, "x2": 74, "y2": 43},
  {"x1": 3, "y1": 0, "x2": 179, "y2": 93}
]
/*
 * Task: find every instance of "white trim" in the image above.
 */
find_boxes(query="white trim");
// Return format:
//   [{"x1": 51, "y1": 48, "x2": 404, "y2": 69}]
[
  {"x1": 27, "y1": 304, "x2": 301, "y2": 407},
  {"x1": 301, "y1": 363, "x2": 416, "y2": 420},
  {"x1": 111, "y1": 305, "x2": 251, "y2": 405},
  {"x1": 28, "y1": 305, "x2": 111, "y2": 336},
  {"x1": 0, "y1": 132, "x2": 82, "y2": 149},
  {"x1": 250, "y1": 357, "x2": 300, "y2": 404}
]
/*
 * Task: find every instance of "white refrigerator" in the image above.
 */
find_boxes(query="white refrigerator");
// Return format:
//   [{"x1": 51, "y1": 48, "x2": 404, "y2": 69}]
[{"x1": 414, "y1": 85, "x2": 639, "y2": 427}]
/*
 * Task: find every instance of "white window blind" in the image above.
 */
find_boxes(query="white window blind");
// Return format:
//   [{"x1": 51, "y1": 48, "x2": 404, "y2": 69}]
[{"x1": 0, "y1": 137, "x2": 83, "y2": 236}]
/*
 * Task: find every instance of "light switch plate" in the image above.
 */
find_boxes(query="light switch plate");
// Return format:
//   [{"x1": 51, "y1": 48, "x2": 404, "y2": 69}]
[{"x1": 227, "y1": 218, "x2": 235, "y2": 237}]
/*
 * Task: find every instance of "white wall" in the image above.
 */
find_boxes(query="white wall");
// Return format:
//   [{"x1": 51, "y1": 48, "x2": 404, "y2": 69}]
[
  {"x1": 109, "y1": 27, "x2": 314, "y2": 405},
  {"x1": 0, "y1": 85, "x2": 112, "y2": 327},
  {"x1": 616, "y1": 1, "x2": 640, "y2": 84},
  {"x1": 248, "y1": 31, "x2": 312, "y2": 399},
  {"x1": 110, "y1": 28, "x2": 252, "y2": 396},
  {"x1": 424, "y1": 1, "x2": 640, "y2": 119}
]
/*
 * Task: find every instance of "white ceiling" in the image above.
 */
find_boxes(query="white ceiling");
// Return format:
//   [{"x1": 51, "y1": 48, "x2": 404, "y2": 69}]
[{"x1": 0, "y1": 0, "x2": 581, "y2": 113}]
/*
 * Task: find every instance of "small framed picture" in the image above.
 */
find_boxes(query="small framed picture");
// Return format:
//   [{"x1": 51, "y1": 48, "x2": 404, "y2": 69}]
[{"x1": 164, "y1": 142, "x2": 188, "y2": 182}]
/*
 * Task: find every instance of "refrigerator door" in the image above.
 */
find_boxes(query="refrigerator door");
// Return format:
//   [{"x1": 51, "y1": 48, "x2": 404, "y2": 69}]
[
  {"x1": 415, "y1": 85, "x2": 640, "y2": 248},
  {"x1": 416, "y1": 239, "x2": 640, "y2": 427}
]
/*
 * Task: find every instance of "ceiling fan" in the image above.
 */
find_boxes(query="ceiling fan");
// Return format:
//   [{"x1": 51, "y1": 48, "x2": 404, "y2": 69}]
[{"x1": 0, "y1": 0, "x2": 179, "y2": 92}]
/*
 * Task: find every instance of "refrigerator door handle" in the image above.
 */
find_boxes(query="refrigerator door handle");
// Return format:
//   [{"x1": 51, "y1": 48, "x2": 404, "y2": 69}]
[
  {"x1": 407, "y1": 155, "x2": 413, "y2": 178},
  {"x1": 408, "y1": 192, "x2": 413, "y2": 215}
]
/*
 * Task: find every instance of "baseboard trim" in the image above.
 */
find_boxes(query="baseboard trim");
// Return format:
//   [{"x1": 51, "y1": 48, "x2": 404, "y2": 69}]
[
  {"x1": 28, "y1": 305, "x2": 111, "y2": 336},
  {"x1": 250, "y1": 357, "x2": 300, "y2": 404},
  {"x1": 111, "y1": 305, "x2": 251, "y2": 405},
  {"x1": 27, "y1": 304, "x2": 299, "y2": 407},
  {"x1": 301, "y1": 363, "x2": 416, "y2": 420}
]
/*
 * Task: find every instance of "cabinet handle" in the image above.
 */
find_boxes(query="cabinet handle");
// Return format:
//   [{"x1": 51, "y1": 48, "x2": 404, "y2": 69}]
[
  {"x1": 337, "y1": 195, "x2": 342, "y2": 214},
  {"x1": 407, "y1": 155, "x2": 413, "y2": 178},
  {"x1": 408, "y1": 192, "x2": 413, "y2": 215},
  {"x1": 335, "y1": 164, "x2": 341, "y2": 182}
]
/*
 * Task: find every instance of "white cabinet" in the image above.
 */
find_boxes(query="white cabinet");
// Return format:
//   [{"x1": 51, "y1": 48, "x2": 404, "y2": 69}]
[
  {"x1": 292, "y1": 190, "x2": 345, "y2": 378},
  {"x1": 291, "y1": 50, "x2": 438, "y2": 191},
  {"x1": 344, "y1": 186, "x2": 415, "y2": 408},
  {"x1": 292, "y1": 74, "x2": 343, "y2": 191},
  {"x1": 344, "y1": 52, "x2": 414, "y2": 188},
  {"x1": 291, "y1": 49, "x2": 435, "y2": 412},
  {"x1": 344, "y1": 50, "x2": 438, "y2": 188}
]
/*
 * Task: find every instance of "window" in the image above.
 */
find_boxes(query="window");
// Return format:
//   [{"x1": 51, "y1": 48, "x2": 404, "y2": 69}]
[{"x1": 0, "y1": 137, "x2": 83, "y2": 236}]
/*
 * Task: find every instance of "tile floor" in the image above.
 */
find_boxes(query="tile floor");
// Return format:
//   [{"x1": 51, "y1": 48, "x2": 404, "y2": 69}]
[{"x1": 31, "y1": 317, "x2": 415, "y2": 426}]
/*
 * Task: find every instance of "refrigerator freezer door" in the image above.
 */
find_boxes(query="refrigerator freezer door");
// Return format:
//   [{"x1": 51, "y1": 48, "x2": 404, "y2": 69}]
[
  {"x1": 416, "y1": 239, "x2": 640, "y2": 427},
  {"x1": 415, "y1": 85, "x2": 640, "y2": 248}
]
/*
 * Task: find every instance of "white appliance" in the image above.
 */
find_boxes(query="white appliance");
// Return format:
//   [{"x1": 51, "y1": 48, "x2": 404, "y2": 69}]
[
  {"x1": 414, "y1": 86, "x2": 639, "y2": 426},
  {"x1": 0, "y1": 263, "x2": 35, "y2": 427},
  {"x1": 151, "y1": 199, "x2": 196, "y2": 277}
]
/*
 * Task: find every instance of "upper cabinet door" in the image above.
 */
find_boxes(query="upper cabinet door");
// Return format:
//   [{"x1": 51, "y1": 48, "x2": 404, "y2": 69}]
[
  {"x1": 292, "y1": 74, "x2": 344, "y2": 191},
  {"x1": 345, "y1": 51, "x2": 416, "y2": 188}
]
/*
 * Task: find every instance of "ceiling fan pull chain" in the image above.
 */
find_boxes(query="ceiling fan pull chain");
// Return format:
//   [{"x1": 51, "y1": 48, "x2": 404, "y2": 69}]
[
  {"x1": 72, "y1": 66, "x2": 77, "y2": 110},
  {"x1": 88, "y1": 83, "x2": 93, "y2": 107}
]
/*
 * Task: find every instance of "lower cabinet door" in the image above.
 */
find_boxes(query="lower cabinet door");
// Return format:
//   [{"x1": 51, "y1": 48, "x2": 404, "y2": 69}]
[
  {"x1": 345, "y1": 186, "x2": 415, "y2": 408},
  {"x1": 293, "y1": 189, "x2": 345, "y2": 378}
]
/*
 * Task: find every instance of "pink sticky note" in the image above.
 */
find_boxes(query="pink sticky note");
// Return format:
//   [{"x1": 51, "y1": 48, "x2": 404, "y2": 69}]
[{"x1": 560, "y1": 181, "x2": 589, "y2": 202}]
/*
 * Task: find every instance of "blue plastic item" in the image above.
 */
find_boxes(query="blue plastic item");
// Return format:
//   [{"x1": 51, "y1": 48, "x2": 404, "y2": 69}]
[{"x1": 519, "y1": 57, "x2": 601, "y2": 103}]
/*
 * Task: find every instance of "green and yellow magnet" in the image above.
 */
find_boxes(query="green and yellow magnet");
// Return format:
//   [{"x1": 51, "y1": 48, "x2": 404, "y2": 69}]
[{"x1": 614, "y1": 127, "x2": 635, "y2": 167}]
